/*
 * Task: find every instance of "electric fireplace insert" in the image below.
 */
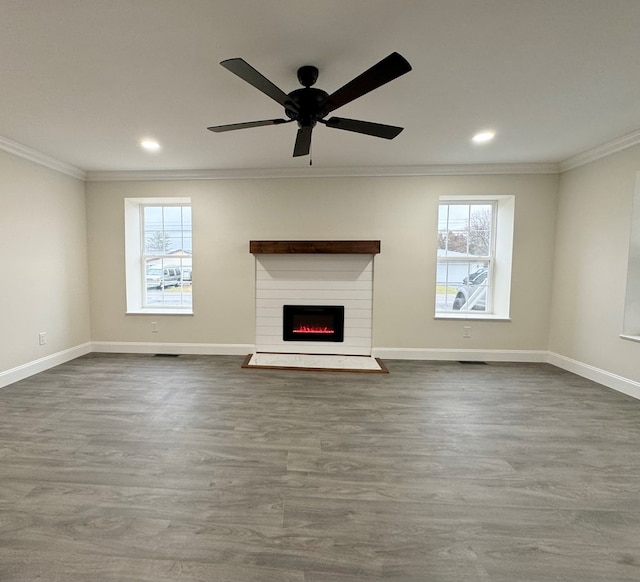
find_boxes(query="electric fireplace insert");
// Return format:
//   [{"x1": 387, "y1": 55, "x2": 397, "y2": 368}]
[{"x1": 283, "y1": 305, "x2": 345, "y2": 342}]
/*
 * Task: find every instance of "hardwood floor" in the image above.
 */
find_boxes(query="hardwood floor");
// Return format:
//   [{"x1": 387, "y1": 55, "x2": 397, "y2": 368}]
[{"x1": 1, "y1": 353, "x2": 639, "y2": 581}]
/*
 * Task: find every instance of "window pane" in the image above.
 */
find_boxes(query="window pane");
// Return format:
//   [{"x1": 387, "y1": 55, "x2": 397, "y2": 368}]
[
  {"x1": 182, "y1": 206, "x2": 192, "y2": 229},
  {"x1": 469, "y1": 231, "x2": 490, "y2": 256},
  {"x1": 144, "y1": 206, "x2": 163, "y2": 229},
  {"x1": 435, "y1": 262, "x2": 463, "y2": 311},
  {"x1": 162, "y1": 206, "x2": 183, "y2": 228},
  {"x1": 437, "y1": 230, "x2": 447, "y2": 252},
  {"x1": 143, "y1": 206, "x2": 166, "y2": 253},
  {"x1": 435, "y1": 261, "x2": 489, "y2": 312},
  {"x1": 166, "y1": 232, "x2": 183, "y2": 252},
  {"x1": 447, "y1": 204, "x2": 469, "y2": 231},
  {"x1": 163, "y1": 206, "x2": 184, "y2": 252},
  {"x1": 145, "y1": 231, "x2": 171, "y2": 254},
  {"x1": 447, "y1": 230, "x2": 469, "y2": 255},
  {"x1": 145, "y1": 257, "x2": 192, "y2": 308},
  {"x1": 468, "y1": 204, "x2": 492, "y2": 256},
  {"x1": 437, "y1": 205, "x2": 449, "y2": 230}
]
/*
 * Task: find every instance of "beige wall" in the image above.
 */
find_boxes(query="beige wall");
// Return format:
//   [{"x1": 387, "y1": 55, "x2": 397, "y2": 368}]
[
  {"x1": 0, "y1": 150, "x2": 90, "y2": 372},
  {"x1": 86, "y1": 173, "x2": 559, "y2": 351},
  {"x1": 549, "y1": 145, "x2": 640, "y2": 383},
  {"x1": 5, "y1": 140, "x2": 640, "y2": 389}
]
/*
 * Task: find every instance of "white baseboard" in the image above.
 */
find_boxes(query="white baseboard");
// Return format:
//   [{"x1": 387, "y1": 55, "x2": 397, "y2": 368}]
[
  {"x1": 4, "y1": 343, "x2": 638, "y2": 403},
  {"x1": 548, "y1": 352, "x2": 640, "y2": 401},
  {"x1": 91, "y1": 341, "x2": 254, "y2": 356},
  {"x1": 372, "y1": 347, "x2": 548, "y2": 362},
  {"x1": 0, "y1": 342, "x2": 92, "y2": 389},
  {"x1": 375, "y1": 347, "x2": 639, "y2": 401}
]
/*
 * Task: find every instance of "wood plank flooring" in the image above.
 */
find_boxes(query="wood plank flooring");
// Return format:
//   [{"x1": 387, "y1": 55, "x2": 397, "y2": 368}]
[{"x1": 1, "y1": 353, "x2": 639, "y2": 581}]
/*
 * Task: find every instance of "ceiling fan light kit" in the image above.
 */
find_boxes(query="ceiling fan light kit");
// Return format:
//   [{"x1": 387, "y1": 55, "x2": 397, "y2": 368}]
[{"x1": 207, "y1": 52, "x2": 412, "y2": 158}]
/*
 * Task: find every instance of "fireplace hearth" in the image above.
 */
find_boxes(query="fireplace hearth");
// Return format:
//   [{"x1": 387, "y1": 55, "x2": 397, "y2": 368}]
[{"x1": 283, "y1": 305, "x2": 345, "y2": 342}]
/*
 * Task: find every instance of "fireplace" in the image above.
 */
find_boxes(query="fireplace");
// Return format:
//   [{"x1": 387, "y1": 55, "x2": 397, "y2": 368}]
[
  {"x1": 252, "y1": 244, "x2": 379, "y2": 356},
  {"x1": 283, "y1": 305, "x2": 345, "y2": 342}
]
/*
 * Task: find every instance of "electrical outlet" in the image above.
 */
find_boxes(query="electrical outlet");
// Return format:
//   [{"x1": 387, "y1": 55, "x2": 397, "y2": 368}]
[
  {"x1": 463, "y1": 326, "x2": 472, "y2": 339},
  {"x1": 38, "y1": 332, "x2": 47, "y2": 345},
  {"x1": 151, "y1": 321, "x2": 158, "y2": 333}
]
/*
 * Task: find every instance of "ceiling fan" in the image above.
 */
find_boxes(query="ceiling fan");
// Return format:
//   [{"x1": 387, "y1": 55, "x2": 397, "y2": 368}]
[{"x1": 207, "y1": 52, "x2": 412, "y2": 158}]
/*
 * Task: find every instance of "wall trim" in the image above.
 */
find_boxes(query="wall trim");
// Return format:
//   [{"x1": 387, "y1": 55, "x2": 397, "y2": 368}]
[
  {"x1": 372, "y1": 347, "x2": 549, "y2": 362},
  {"x1": 0, "y1": 342, "x2": 92, "y2": 389},
  {"x1": 547, "y1": 352, "x2": 640, "y2": 401},
  {"x1": 0, "y1": 136, "x2": 86, "y2": 180},
  {"x1": 559, "y1": 129, "x2": 640, "y2": 172},
  {"x1": 85, "y1": 162, "x2": 560, "y2": 182},
  {"x1": 91, "y1": 341, "x2": 254, "y2": 356}
]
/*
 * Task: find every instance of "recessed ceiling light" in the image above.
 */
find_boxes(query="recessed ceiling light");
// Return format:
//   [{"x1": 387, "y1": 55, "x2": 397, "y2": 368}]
[
  {"x1": 140, "y1": 139, "x2": 161, "y2": 152},
  {"x1": 472, "y1": 131, "x2": 495, "y2": 144}
]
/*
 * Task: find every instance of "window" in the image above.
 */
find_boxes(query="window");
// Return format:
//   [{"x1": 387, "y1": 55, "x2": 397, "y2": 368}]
[
  {"x1": 435, "y1": 196, "x2": 514, "y2": 319},
  {"x1": 125, "y1": 198, "x2": 193, "y2": 314}
]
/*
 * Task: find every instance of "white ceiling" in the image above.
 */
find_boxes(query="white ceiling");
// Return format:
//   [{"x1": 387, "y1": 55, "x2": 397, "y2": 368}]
[{"x1": 1, "y1": 0, "x2": 639, "y2": 173}]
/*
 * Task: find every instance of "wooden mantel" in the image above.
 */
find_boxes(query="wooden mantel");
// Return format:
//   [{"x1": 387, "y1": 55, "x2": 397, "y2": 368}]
[{"x1": 250, "y1": 240, "x2": 380, "y2": 254}]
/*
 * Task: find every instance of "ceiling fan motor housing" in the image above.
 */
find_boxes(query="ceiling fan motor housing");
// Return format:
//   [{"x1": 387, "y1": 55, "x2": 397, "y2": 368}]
[{"x1": 285, "y1": 87, "x2": 329, "y2": 128}]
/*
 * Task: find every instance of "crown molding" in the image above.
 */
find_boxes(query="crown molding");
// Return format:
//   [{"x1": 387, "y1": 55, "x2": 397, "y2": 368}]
[
  {"x1": 0, "y1": 136, "x2": 86, "y2": 180},
  {"x1": 85, "y1": 162, "x2": 559, "y2": 182},
  {"x1": 560, "y1": 129, "x2": 640, "y2": 172},
  {"x1": 3, "y1": 128, "x2": 638, "y2": 183}
]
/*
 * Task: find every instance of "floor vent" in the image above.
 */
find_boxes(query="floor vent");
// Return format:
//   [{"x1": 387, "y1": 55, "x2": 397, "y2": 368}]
[
  {"x1": 154, "y1": 354, "x2": 180, "y2": 357},
  {"x1": 458, "y1": 360, "x2": 487, "y2": 365}
]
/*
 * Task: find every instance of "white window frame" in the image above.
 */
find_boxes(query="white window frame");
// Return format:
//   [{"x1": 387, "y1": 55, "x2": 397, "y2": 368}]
[
  {"x1": 124, "y1": 197, "x2": 193, "y2": 315},
  {"x1": 435, "y1": 195, "x2": 514, "y2": 320},
  {"x1": 621, "y1": 172, "x2": 640, "y2": 343}
]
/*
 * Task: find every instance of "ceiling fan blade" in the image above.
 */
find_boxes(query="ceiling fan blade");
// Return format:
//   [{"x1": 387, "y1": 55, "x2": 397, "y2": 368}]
[
  {"x1": 322, "y1": 117, "x2": 404, "y2": 139},
  {"x1": 293, "y1": 126, "x2": 313, "y2": 157},
  {"x1": 220, "y1": 58, "x2": 295, "y2": 110},
  {"x1": 207, "y1": 118, "x2": 290, "y2": 132},
  {"x1": 324, "y1": 52, "x2": 412, "y2": 115}
]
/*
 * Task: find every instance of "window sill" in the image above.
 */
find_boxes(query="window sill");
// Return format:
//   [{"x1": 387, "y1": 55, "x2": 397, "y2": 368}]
[
  {"x1": 127, "y1": 309, "x2": 193, "y2": 315},
  {"x1": 620, "y1": 334, "x2": 640, "y2": 344},
  {"x1": 435, "y1": 312, "x2": 511, "y2": 322}
]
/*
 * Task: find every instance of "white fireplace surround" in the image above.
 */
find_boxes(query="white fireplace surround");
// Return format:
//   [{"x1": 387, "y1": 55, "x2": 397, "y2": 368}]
[{"x1": 253, "y1": 246, "x2": 377, "y2": 356}]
